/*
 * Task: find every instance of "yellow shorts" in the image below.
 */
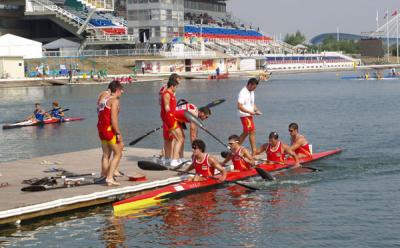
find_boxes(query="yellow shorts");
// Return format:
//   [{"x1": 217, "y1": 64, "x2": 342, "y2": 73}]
[{"x1": 101, "y1": 135, "x2": 117, "y2": 145}]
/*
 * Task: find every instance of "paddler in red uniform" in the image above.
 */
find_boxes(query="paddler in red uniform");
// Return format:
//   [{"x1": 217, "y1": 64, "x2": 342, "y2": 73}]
[
  {"x1": 288, "y1": 123, "x2": 312, "y2": 158},
  {"x1": 254, "y1": 131, "x2": 301, "y2": 167},
  {"x1": 175, "y1": 102, "x2": 211, "y2": 162},
  {"x1": 161, "y1": 74, "x2": 184, "y2": 168},
  {"x1": 183, "y1": 139, "x2": 227, "y2": 182},
  {"x1": 221, "y1": 134, "x2": 254, "y2": 171},
  {"x1": 97, "y1": 80, "x2": 124, "y2": 186}
]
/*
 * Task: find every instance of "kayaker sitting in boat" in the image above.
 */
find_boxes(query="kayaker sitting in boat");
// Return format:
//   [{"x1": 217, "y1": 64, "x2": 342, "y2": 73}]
[
  {"x1": 254, "y1": 131, "x2": 301, "y2": 168},
  {"x1": 50, "y1": 101, "x2": 64, "y2": 120},
  {"x1": 221, "y1": 134, "x2": 254, "y2": 172},
  {"x1": 288, "y1": 123, "x2": 312, "y2": 158},
  {"x1": 183, "y1": 139, "x2": 227, "y2": 182},
  {"x1": 28, "y1": 103, "x2": 50, "y2": 122}
]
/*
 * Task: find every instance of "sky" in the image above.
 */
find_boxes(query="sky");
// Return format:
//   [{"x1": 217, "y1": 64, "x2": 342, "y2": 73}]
[{"x1": 227, "y1": 0, "x2": 399, "y2": 41}]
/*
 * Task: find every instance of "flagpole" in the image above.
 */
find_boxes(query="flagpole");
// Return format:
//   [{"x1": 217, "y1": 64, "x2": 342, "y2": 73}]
[
  {"x1": 376, "y1": 10, "x2": 379, "y2": 30},
  {"x1": 397, "y1": 9, "x2": 399, "y2": 64},
  {"x1": 387, "y1": 8, "x2": 390, "y2": 62}
]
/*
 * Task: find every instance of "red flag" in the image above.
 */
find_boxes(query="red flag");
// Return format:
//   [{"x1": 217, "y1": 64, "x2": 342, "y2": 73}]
[{"x1": 392, "y1": 10, "x2": 398, "y2": 17}]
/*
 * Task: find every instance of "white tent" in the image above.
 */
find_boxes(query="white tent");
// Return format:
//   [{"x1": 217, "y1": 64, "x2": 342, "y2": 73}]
[
  {"x1": 43, "y1": 38, "x2": 80, "y2": 56},
  {"x1": 0, "y1": 34, "x2": 42, "y2": 59}
]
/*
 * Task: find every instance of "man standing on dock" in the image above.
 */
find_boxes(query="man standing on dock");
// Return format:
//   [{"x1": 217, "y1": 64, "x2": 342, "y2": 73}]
[
  {"x1": 160, "y1": 74, "x2": 184, "y2": 167},
  {"x1": 237, "y1": 78, "x2": 262, "y2": 155},
  {"x1": 97, "y1": 80, "x2": 124, "y2": 186}
]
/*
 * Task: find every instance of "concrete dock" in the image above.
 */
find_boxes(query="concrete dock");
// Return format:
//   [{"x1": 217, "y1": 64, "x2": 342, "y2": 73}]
[{"x1": 0, "y1": 147, "x2": 191, "y2": 225}]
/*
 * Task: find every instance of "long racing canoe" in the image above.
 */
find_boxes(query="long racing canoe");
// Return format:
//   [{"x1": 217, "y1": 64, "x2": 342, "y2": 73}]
[
  {"x1": 113, "y1": 148, "x2": 342, "y2": 214},
  {"x1": 2, "y1": 117, "x2": 84, "y2": 129}
]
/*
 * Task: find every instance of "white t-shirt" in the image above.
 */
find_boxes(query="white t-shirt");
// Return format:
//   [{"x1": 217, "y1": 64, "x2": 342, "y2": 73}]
[{"x1": 237, "y1": 86, "x2": 255, "y2": 117}]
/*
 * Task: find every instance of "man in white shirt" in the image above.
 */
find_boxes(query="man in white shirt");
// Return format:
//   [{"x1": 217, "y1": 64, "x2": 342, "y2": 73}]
[{"x1": 237, "y1": 78, "x2": 262, "y2": 155}]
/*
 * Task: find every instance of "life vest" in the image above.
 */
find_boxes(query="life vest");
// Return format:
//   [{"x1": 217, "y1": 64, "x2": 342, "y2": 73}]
[
  {"x1": 34, "y1": 110, "x2": 45, "y2": 121},
  {"x1": 50, "y1": 108, "x2": 63, "y2": 119},
  {"x1": 232, "y1": 147, "x2": 252, "y2": 171},
  {"x1": 266, "y1": 141, "x2": 285, "y2": 163},
  {"x1": 193, "y1": 154, "x2": 214, "y2": 178}
]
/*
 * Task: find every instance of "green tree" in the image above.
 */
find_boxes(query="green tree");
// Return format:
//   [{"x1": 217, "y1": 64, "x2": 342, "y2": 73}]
[
  {"x1": 284, "y1": 30, "x2": 306, "y2": 46},
  {"x1": 314, "y1": 35, "x2": 360, "y2": 54}
]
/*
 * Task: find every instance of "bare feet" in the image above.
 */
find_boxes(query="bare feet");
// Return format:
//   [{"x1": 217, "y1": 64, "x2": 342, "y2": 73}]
[{"x1": 105, "y1": 180, "x2": 120, "y2": 186}]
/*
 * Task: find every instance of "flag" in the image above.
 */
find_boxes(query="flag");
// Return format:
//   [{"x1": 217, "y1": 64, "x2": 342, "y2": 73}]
[{"x1": 392, "y1": 10, "x2": 398, "y2": 17}]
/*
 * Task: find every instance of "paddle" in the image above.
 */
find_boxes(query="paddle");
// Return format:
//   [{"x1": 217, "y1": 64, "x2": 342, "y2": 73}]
[
  {"x1": 128, "y1": 98, "x2": 226, "y2": 146},
  {"x1": 258, "y1": 158, "x2": 321, "y2": 172},
  {"x1": 138, "y1": 161, "x2": 259, "y2": 190},
  {"x1": 129, "y1": 126, "x2": 162, "y2": 146},
  {"x1": 205, "y1": 98, "x2": 225, "y2": 108},
  {"x1": 183, "y1": 111, "x2": 275, "y2": 181}
]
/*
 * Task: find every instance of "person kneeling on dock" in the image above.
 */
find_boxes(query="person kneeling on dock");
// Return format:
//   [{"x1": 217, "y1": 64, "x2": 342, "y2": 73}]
[
  {"x1": 221, "y1": 135, "x2": 254, "y2": 172},
  {"x1": 254, "y1": 131, "x2": 301, "y2": 167},
  {"x1": 183, "y1": 139, "x2": 227, "y2": 182},
  {"x1": 288, "y1": 122, "x2": 312, "y2": 158}
]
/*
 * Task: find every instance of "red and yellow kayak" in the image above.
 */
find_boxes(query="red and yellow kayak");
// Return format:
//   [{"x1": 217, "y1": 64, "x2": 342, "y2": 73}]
[
  {"x1": 2, "y1": 117, "x2": 84, "y2": 129},
  {"x1": 113, "y1": 148, "x2": 341, "y2": 214}
]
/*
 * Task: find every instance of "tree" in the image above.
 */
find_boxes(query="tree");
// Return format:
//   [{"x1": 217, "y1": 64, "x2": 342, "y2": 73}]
[{"x1": 284, "y1": 30, "x2": 306, "y2": 46}]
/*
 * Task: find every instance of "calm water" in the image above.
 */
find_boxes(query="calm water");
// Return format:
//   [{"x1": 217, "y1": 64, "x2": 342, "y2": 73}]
[{"x1": 1, "y1": 72, "x2": 400, "y2": 247}]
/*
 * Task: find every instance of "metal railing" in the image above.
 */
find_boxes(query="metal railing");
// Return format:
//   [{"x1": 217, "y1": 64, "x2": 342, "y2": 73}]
[
  {"x1": 85, "y1": 35, "x2": 137, "y2": 42},
  {"x1": 160, "y1": 51, "x2": 216, "y2": 58},
  {"x1": 28, "y1": 0, "x2": 94, "y2": 28},
  {"x1": 43, "y1": 48, "x2": 162, "y2": 57}
]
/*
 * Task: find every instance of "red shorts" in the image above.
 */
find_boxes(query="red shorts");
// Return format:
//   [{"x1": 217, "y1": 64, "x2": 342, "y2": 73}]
[
  {"x1": 240, "y1": 116, "x2": 255, "y2": 133},
  {"x1": 162, "y1": 122, "x2": 181, "y2": 140}
]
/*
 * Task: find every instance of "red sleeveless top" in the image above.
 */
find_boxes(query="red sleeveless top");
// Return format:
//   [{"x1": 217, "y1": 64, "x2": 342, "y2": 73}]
[
  {"x1": 232, "y1": 147, "x2": 252, "y2": 171},
  {"x1": 160, "y1": 90, "x2": 176, "y2": 120},
  {"x1": 266, "y1": 141, "x2": 285, "y2": 163},
  {"x1": 295, "y1": 144, "x2": 311, "y2": 157},
  {"x1": 193, "y1": 154, "x2": 214, "y2": 177},
  {"x1": 97, "y1": 96, "x2": 115, "y2": 140},
  {"x1": 175, "y1": 103, "x2": 198, "y2": 123}
]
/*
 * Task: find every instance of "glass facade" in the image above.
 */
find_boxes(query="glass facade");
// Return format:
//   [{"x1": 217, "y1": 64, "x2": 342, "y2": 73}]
[
  {"x1": 127, "y1": 0, "x2": 226, "y2": 42},
  {"x1": 127, "y1": 0, "x2": 184, "y2": 42}
]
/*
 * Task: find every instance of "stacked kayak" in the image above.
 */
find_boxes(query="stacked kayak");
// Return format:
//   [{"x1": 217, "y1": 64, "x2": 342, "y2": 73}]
[
  {"x1": 341, "y1": 76, "x2": 400, "y2": 80},
  {"x1": 113, "y1": 148, "x2": 342, "y2": 214},
  {"x1": 2, "y1": 117, "x2": 84, "y2": 129}
]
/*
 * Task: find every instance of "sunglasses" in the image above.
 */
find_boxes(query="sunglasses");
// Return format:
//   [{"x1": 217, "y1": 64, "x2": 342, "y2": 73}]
[
  {"x1": 192, "y1": 146, "x2": 199, "y2": 150},
  {"x1": 228, "y1": 141, "x2": 238, "y2": 145},
  {"x1": 288, "y1": 129, "x2": 295, "y2": 132}
]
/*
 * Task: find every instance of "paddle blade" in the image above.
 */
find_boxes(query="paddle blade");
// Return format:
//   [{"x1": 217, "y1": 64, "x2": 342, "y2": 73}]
[
  {"x1": 232, "y1": 181, "x2": 259, "y2": 190},
  {"x1": 220, "y1": 151, "x2": 231, "y2": 158},
  {"x1": 21, "y1": 185, "x2": 47, "y2": 192},
  {"x1": 255, "y1": 167, "x2": 275, "y2": 181},
  {"x1": 303, "y1": 166, "x2": 321, "y2": 172},
  {"x1": 205, "y1": 99, "x2": 225, "y2": 108},
  {"x1": 184, "y1": 111, "x2": 204, "y2": 127},
  {"x1": 137, "y1": 161, "x2": 168, "y2": 171}
]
